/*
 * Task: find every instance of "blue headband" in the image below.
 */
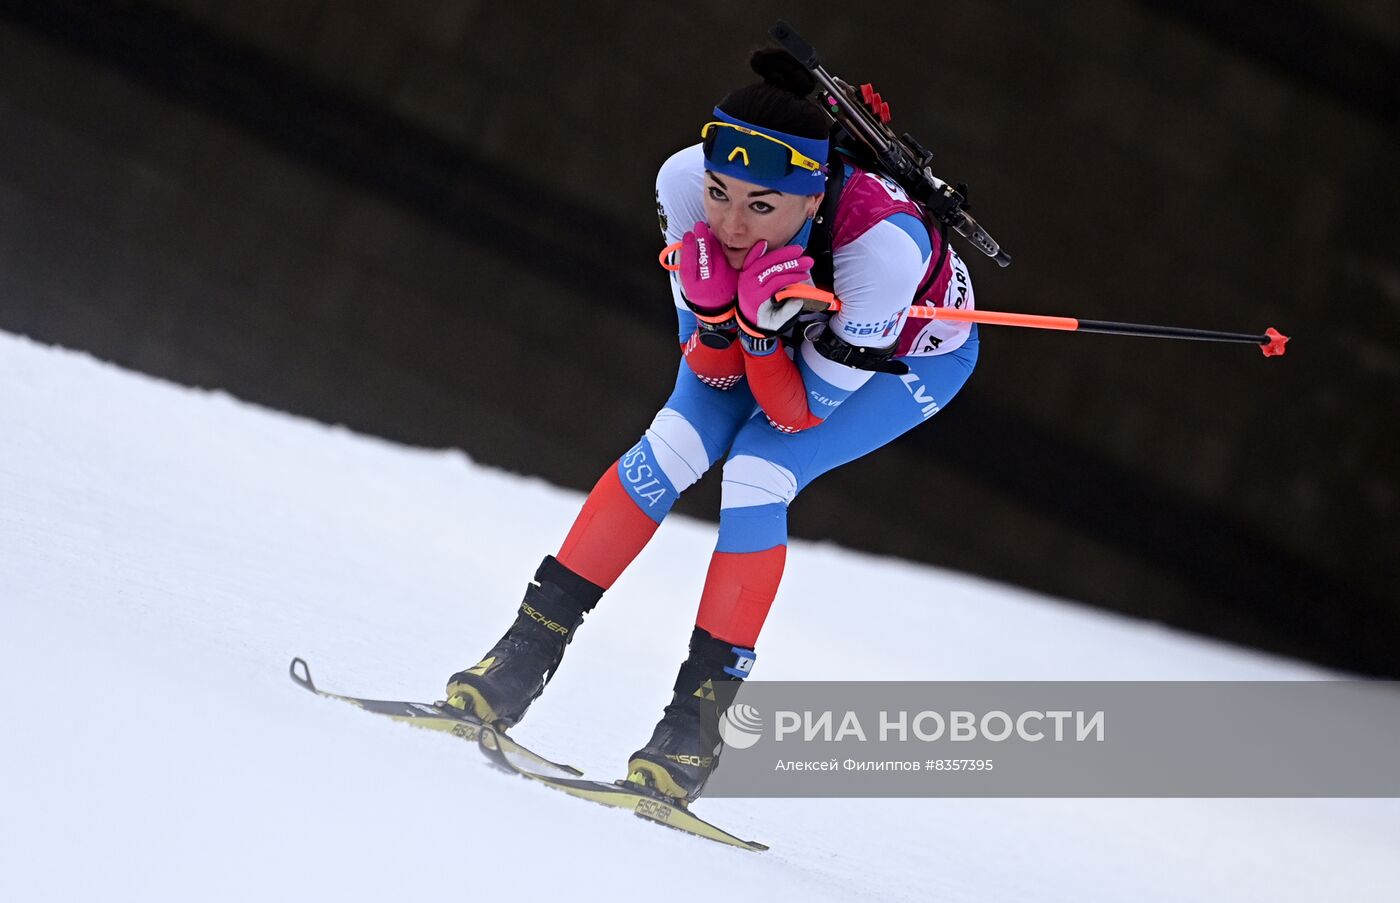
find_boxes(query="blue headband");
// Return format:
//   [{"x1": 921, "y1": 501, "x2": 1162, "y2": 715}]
[{"x1": 703, "y1": 107, "x2": 829, "y2": 196}]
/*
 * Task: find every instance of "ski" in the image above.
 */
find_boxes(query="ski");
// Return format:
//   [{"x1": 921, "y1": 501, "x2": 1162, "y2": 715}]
[
  {"x1": 475, "y1": 724, "x2": 769, "y2": 852},
  {"x1": 287, "y1": 657, "x2": 582, "y2": 777}
]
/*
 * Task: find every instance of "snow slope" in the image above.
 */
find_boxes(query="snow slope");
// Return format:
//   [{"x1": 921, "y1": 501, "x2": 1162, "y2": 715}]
[{"x1": 1, "y1": 331, "x2": 1395, "y2": 902}]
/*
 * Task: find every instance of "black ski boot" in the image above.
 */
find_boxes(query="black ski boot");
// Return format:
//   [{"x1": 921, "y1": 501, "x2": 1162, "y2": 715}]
[
  {"x1": 444, "y1": 556, "x2": 603, "y2": 729},
  {"x1": 626, "y1": 627, "x2": 756, "y2": 804}
]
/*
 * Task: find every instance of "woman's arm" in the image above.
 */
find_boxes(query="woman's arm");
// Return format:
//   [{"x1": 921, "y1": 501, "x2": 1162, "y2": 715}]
[
  {"x1": 741, "y1": 214, "x2": 930, "y2": 431},
  {"x1": 657, "y1": 145, "x2": 747, "y2": 390}
]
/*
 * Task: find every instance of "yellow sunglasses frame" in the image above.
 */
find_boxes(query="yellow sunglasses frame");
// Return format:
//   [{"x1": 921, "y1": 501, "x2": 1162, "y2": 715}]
[{"x1": 700, "y1": 121, "x2": 824, "y2": 173}]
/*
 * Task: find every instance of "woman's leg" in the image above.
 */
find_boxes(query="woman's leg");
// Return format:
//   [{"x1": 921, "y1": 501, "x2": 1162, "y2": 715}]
[
  {"x1": 696, "y1": 329, "x2": 980, "y2": 647},
  {"x1": 625, "y1": 333, "x2": 979, "y2": 800}
]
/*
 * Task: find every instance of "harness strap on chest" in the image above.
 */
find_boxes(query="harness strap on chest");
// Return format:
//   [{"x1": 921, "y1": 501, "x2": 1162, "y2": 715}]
[{"x1": 807, "y1": 149, "x2": 847, "y2": 291}]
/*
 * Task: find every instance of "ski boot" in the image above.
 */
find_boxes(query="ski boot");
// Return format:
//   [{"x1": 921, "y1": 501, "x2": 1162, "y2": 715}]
[
  {"x1": 626, "y1": 627, "x2": 755, "y2": 804},
  {"x1": 444, "y1": 555, "x2": 603, "y2": 729}
]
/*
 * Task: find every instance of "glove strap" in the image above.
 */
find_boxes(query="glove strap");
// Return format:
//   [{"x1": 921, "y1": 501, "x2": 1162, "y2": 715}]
[{"x1": 740, "y1": 334, "x2": 779, "y2": 356}]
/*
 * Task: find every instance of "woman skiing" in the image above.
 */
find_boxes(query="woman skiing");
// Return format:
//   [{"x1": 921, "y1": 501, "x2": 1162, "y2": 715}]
[{"x1": 444, "y1": 48, "x2": 980, "y2": 803}]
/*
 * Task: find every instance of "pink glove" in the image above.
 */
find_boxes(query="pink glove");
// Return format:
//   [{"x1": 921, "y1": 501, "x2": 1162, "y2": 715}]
[
  {"x1": 677, "y1": 222, "x2": 739, "y2": 322},
  {"x1": 736, "y1": 241, "x2": 815, "y2": 338}
]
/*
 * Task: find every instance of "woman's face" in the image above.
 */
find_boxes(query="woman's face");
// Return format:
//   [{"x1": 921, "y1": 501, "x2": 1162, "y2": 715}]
[{"x1": 702, "y1": 171, "x2": 823, "y2": 270}]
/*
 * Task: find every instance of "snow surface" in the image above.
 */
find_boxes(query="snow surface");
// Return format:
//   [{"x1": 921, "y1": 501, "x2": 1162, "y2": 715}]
[{"x1": 1, "y1": 330, "x2": 1395, "y2": 902}]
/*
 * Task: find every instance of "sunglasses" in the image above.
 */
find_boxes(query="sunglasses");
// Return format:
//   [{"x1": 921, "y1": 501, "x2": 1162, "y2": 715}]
[{"x1": 700, "y1": 121, "x2": 826, "y2": 179}]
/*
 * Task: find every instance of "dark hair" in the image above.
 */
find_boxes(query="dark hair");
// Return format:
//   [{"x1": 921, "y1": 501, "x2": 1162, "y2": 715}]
[{"x1": 716, "y1": 48, "x2": 830, "y2": 139}]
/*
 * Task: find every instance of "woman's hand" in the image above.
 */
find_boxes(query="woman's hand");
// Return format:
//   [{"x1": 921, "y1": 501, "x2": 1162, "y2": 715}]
[
  {"x1": 736, "y1": 241, "x2": 815, "y2": 339},
  {"x1": 677, "y1": 222, "x2": 739, "y2": 322}
]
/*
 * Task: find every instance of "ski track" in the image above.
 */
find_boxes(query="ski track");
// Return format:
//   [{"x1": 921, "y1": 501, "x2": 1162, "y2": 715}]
[{"x1": 1, "y1": 331, "x2": 1395, "y2": 902}]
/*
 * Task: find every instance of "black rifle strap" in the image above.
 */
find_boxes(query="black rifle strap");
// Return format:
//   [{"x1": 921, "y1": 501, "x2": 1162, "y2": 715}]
[{"x1": 807, "y1": 146, "x2": 848, "y2": 291}]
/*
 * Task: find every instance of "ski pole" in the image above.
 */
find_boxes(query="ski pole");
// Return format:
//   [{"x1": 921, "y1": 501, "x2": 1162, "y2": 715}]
[
  {"x1": 658, "y1": 244, "x2": 1288, "y2": 357},
  {"x1": 776, "y1": 287, "x2": 1289, "y2": 357}
]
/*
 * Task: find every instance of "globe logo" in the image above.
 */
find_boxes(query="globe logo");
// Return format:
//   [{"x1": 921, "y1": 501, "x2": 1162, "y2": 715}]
[{"x1": 717, "y1": 702, "x2": 764, "y2": 749}]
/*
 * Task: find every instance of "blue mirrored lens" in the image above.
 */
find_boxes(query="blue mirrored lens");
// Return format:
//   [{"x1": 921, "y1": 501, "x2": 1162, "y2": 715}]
[{"x1": 702, "y1": 128, "x2": 793, "y2": 179}]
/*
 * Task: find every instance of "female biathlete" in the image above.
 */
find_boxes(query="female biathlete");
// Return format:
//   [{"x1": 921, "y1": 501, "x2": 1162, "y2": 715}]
[{"x1": 444, "y1": 49, "x2": 980, "y2": 803}]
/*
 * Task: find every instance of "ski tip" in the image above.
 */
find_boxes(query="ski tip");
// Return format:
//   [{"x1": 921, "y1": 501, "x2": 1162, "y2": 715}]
[{"x1": 289, "y1": 657, "x2": 315, "y2": 690}]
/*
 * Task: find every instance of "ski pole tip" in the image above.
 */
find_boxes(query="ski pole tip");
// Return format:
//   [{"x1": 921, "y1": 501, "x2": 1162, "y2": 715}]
[{"x1": 1261, "y1": 327, "x2": 1288, "y2": 358}]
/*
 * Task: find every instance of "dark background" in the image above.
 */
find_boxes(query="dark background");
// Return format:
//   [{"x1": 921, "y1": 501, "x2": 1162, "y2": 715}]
[{"x1": 1, "y1": 0, "x2": 1396, "y2": 674}]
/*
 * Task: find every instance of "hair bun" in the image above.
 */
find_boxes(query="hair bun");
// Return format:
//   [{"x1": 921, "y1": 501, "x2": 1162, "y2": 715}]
[{"x1": 749, "y1": 47, "x2": 816, "y2": 98}]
